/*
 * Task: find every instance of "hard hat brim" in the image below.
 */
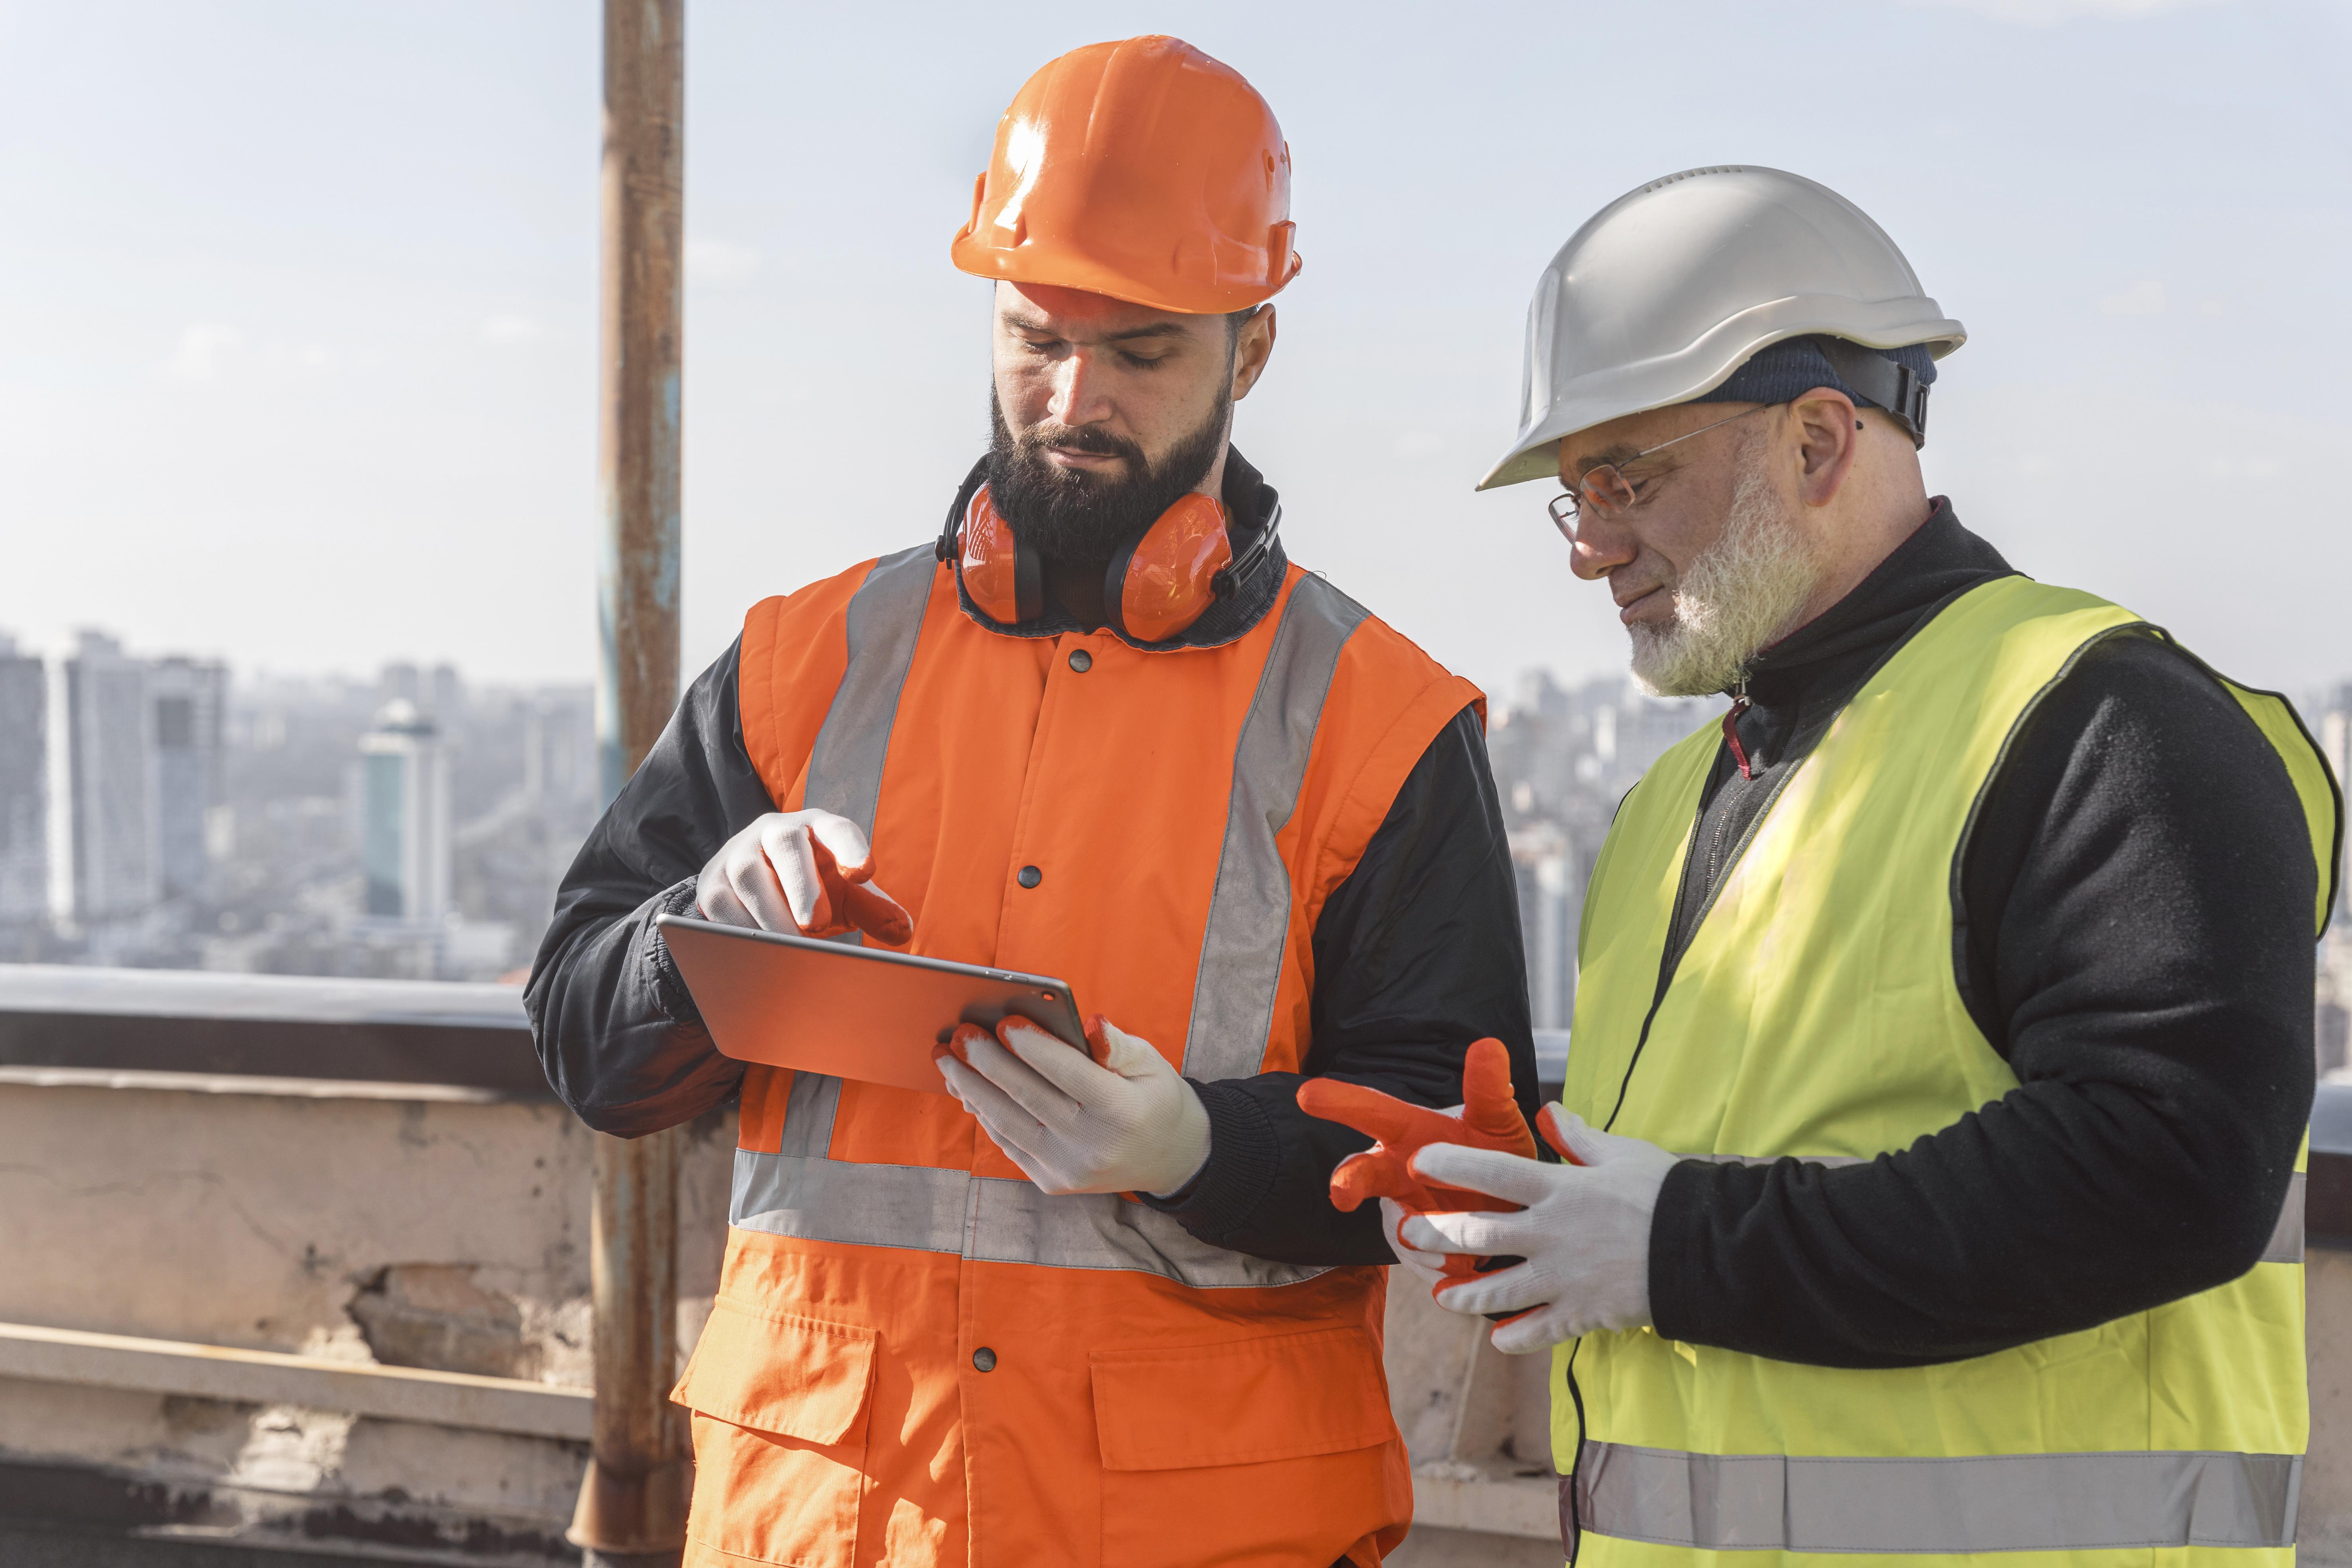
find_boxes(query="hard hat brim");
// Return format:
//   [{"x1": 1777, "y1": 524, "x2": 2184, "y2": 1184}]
[
  {"x1": 952, "y1": 231, "x2": 1300, "y2": 317},
  {"x1": 1477, "y1": 301, "x2": 1965, "y2": 493}
]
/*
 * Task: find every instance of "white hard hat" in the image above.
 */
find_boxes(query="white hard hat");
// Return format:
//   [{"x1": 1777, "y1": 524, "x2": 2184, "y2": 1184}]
[{"x1": 1477, "y1": 166, "x2": 1966, "y2": 491}]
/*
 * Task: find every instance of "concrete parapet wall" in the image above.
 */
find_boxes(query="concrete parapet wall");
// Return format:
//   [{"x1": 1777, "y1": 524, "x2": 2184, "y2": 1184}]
[
  {"x1": 0, "y1": 1053, "x2": 733, "y2": 1563},
  {"x1": 8, "y1": 972, "x2": 2347, "y2": 1566}
]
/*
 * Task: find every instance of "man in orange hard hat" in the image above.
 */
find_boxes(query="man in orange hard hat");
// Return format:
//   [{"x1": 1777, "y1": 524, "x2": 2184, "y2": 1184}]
[{"x1": 527, "y1": 37, "x2": 1540, "y2": 1568}]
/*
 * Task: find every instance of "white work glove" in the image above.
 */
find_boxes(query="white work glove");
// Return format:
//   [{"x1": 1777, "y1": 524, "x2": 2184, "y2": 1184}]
[
  {"x1": 693, "y1": 809, "x2": 911, "y2": 945},
  {"x1": 1401, "y1": 1107, "x2": 1679, "y2": 1354},
  {"x1": 935, "y1": 1015, "x2": 1211, "y2": 1198},
  {"x1": 1378, "y1": 1197, "x2": 1449, "y2": 1293}
]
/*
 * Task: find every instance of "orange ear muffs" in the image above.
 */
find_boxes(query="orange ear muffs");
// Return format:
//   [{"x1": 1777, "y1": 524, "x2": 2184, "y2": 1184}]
[
  {"x1": 938, "y1": 482, "x2": 1283, "y2": 641},
  {"x1": 1102, "y1": 492, "x2": 1233, "y2": 644},
  {"x1": 952, "y1": 486, "x2": 1042, "y2": 626}
]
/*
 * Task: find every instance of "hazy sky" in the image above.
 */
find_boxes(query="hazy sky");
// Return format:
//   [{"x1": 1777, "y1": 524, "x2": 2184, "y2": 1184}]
[{"x1": 3, "y1": 0, "x2": 2347, "y2": 707}]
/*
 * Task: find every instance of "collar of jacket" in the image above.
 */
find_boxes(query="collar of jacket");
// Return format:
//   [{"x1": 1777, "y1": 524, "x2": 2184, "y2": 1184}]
[{"x1": 942, "y1": 445, "x2": 1292, "y2": 651}]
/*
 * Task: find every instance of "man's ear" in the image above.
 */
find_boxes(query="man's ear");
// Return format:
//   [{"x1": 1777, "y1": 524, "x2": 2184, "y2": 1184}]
[
  {"x1": 1789, "y1": 386, "x2": 1862, "y2": 509},
  {"x1": 1231, "y1": 305, "x2": 1277, "y2": 401}
]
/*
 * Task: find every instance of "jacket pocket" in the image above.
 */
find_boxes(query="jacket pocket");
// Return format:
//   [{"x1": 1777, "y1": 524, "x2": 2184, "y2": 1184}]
[
  {"x1": 672, "y1": 1298, "x2": 874, "y2": 1567},
  {"x1": 1092, "y1": 1326, "x2": 1406, "y2": 1566}
]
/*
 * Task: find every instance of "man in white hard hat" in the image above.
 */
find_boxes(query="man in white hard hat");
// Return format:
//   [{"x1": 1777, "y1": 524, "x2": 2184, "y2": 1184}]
[{"x1": 1388, "y1": 167, "x2": 2338, "y2": 1563}]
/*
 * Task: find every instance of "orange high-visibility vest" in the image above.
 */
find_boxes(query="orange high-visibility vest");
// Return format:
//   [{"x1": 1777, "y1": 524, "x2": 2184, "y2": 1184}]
[{"x1": 670, "y1": 546, "x2": 1484, "y2": 1568}]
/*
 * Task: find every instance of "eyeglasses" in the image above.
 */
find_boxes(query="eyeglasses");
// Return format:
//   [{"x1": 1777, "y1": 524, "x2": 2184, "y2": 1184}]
[{"x1": 1546, "y1": 403, "x2": 1776, "y2": 544}]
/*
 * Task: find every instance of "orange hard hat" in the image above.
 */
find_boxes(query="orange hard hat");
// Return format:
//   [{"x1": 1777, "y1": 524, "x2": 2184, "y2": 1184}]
[{"x1": 950, "y1": 36, "x2": 1302, "y2": 315}]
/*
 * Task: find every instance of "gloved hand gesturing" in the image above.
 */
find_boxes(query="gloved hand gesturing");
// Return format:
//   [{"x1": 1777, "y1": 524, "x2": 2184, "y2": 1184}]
[
  {"x1": 1296, "y1": 1037, "x2": 1540, "y2": 1214},
  {"x1": 694, "y1": 810, "x2": 912, "y2": 945},
  {"x1": 1400, "y1": 1105, "x2": 1679, "y2": 1354},
  {"x1": 1295, "y1": 1037, "x2": 1547, "y2": 1295},
  {"x1": 935, "y1": 1015, "x2": 1211, "y2": 1198}
]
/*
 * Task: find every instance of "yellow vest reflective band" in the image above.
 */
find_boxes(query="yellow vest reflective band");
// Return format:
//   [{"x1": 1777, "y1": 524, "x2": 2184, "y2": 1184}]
[{"x1": 1555, "y1": 576, "x2": 2340, "y2": 1564}]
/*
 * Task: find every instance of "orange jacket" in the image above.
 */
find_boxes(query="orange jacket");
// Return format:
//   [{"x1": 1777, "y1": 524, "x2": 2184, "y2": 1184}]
[{"x1": 671, "y1": 545, "x2": 1482, "y2": 1568}]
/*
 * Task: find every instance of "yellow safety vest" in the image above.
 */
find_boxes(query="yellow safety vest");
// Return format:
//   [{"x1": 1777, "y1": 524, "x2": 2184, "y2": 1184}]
[{"x1": 1556, "y1": 576, "x2": 2340, "y2": 1567}]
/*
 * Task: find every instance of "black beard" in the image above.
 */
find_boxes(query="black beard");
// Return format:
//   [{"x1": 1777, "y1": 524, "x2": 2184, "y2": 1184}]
[{"x1": 985, "y1": 389, "x2": 1229, "y2": 564}]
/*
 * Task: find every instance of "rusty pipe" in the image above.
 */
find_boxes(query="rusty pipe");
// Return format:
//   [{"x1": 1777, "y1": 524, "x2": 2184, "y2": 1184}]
[{"x1": 571, "y1": 0, "x2": 688, "y2": 1560}]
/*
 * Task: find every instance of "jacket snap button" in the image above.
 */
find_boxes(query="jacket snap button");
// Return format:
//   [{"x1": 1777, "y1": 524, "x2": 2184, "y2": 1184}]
[
  {"x1": 1068, "y1": 649, "x2": 1092, "y2": 673},
  {"x1": 973, "y1": 1347, "x2": 997, "y2": 1372},
  {"x1": 1017, "y1": 866, "x2": 1041, "y2": 889}
]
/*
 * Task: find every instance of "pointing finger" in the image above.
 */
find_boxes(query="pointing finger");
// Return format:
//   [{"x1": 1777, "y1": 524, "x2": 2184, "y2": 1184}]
[
  {"x1": 835, "y1": 878, "x2": 913, "y2": 946},
  {"x1": 801, "y1": 813, "x2": 877, "y2": 882}
]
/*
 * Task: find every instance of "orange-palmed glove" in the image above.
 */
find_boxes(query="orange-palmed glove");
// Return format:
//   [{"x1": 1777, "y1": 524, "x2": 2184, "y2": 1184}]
[{"x1": 1295, "y1": 1038, "x2": 1572, "y2": 1300}]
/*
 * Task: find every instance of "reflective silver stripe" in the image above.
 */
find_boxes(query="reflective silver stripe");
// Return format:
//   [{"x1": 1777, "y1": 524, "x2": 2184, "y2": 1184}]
[
  {"x1": 731, "y1": 1150, "x2": 1326, "y2": 1289},
  {"x1": 1180, "y1": 575, "x2": 1370, "y2": 1080},
  {"x1": 776, "y1": 1058, "x2": 841, "y2": 1160},
  {"x1": 804, "y1": 545, "x2": 936, "y2": 837},
  {"x1": 1689, "y1": 1158, "x2": 2307, "y2": 1265},
  {"x1": 2266, "y1": 1170, "x2": 2305, "y2": 1264},
  {"x1": 768, "y1": 546, "x2": 935, "y2": 1157},
  {"x1": 1574, "y1": 1442, "x2": 2301, "y2": 1552}
]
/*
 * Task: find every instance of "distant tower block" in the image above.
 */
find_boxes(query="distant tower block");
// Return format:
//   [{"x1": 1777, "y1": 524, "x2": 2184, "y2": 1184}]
[
  {"x1": 51, "y1": 631, "x2": 160, "y2": 926},
  {"x1": 0, "y1": 635, "x2": 47, "y2": 924},
  {"x1": 149, "y1": 655, "x2": 227, "y2": 903},
  {"x1": 360, "y1": 700, "x2": 452, "y2": 923}
]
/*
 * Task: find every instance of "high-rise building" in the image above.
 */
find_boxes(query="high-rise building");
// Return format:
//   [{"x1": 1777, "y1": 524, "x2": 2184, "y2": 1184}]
[
  {"x1": 0, "y1": 635, "x2": 47, "y2": 924},
  {"x1": 49, "y1": 632, "x2": 159, "y2": 925},
  {"x1": 377, "y1": 662, "x2": 421, "y2": 712},
  {"x1": 426, "y1": 663, "x2": 463, "y2": 723},
  {"x1": 150, "y1": 656, "x2": 228, "y2": 903},
  {"x1": 359, "y1": 700, "x2": 451, "y2": 923}
]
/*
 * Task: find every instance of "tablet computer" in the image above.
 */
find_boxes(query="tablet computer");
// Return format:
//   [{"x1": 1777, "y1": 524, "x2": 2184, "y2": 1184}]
[{"x1": 653, "y1": 913, "x2": 1086, "y2": 1098}]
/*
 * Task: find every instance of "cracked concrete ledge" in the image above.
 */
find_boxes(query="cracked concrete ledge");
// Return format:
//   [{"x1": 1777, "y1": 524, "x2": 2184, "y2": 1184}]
[{"x1": 0, "y1": 1323, "x2": 592, "y2": 1442}]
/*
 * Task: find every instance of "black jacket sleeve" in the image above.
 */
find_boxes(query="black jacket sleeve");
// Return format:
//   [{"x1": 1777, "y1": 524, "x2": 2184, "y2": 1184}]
[
  {"x1": 1143, "y1": 704, "x2": 1543, "y2": 1265},
  {"x1": 524, "y1": 640, "x2": 772, "y2": 1136},
  {"x1": 1650, "y1": 635, "x2": 2318, "y2": 1367}
]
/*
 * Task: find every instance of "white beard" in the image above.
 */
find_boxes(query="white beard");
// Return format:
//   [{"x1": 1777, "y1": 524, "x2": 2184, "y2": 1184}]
[{"x1": 1627, "y1": 442, "x2": 1822, "y2": 698}]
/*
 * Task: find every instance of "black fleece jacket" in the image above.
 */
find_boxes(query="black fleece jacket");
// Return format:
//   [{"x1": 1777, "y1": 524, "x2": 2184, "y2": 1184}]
[
  {"x1": 525, "y1": 452, "x2": 1539, "y2": 1267},
  {"x1": 1646, "y1": 501, "x2": 2320, "y2": 1367}
]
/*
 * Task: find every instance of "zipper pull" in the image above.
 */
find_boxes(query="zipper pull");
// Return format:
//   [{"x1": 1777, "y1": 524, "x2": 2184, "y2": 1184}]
[{"x1": 1722, "y1": 683, "x2": 1756, "y2": 781}]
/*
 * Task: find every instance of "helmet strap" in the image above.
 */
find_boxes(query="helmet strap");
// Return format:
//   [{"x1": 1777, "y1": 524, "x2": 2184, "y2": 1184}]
[{"x1": 1815, "y1": 337, "x2": 1930, "y2": 449}]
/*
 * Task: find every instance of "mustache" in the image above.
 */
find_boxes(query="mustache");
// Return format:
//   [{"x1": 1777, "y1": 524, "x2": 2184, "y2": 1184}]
[{"x1": 1019, "y1": 422, "x2": 1144, "y2": 465}]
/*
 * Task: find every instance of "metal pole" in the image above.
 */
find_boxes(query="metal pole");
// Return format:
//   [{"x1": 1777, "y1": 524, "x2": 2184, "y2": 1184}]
[{"x1": 572, "y1": 1, "x2": 686, "y2": 1563}]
